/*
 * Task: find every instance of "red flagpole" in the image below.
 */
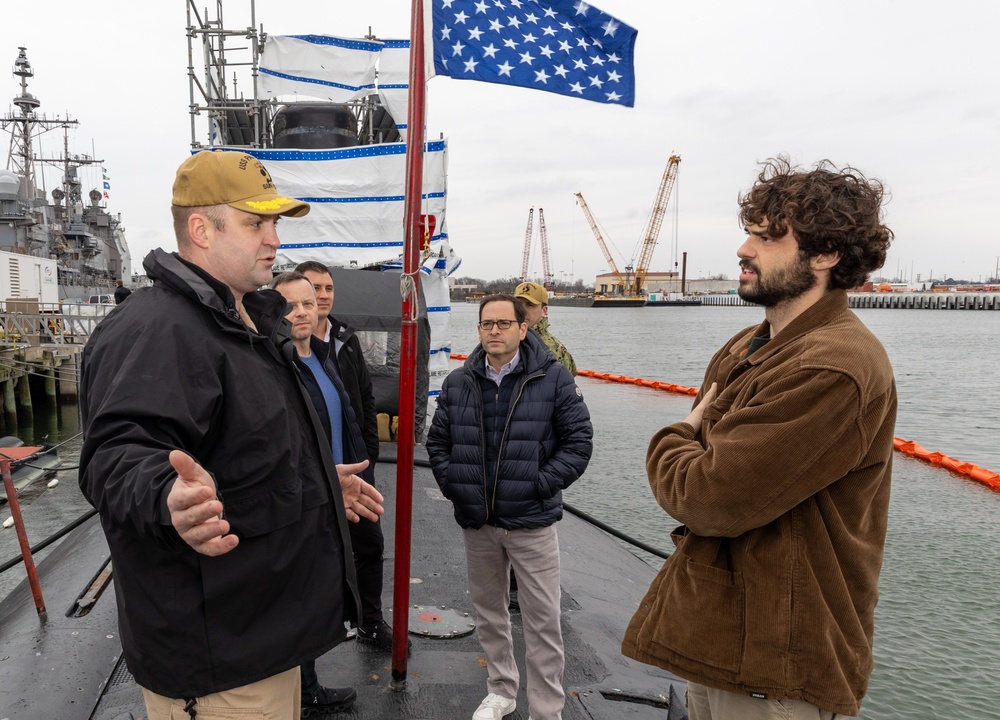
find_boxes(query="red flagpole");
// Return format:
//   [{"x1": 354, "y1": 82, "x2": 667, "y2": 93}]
[
  {"x1": 391, "y1": 0, "x2": 426, "y2": 689},
  {"x1": 2, "y1": 456, "x2": 47, "y2": 619}
]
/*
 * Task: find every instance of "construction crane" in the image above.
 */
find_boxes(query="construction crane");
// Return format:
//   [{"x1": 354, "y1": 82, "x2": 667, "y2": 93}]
[
  {"x1": 519, "y1": 207, "x2": 555, "y2": 288},
  {"x1": 538, "y1": 208, "x2": 554, "y2": 288},
  {"x1": 632, "y1": 154, "x2": 681, "y2": 296},
  {"x1": 519, "y1": 208, "x2": 534, "y2": 282},
  {"x1": 574, "y1": 192, "x2": 632, "y2": 296}
]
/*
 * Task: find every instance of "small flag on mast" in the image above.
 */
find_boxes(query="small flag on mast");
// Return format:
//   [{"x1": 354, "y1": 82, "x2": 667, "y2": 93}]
[{"x1": 426, "y1": 0, "x2": 637, "y2": 106}]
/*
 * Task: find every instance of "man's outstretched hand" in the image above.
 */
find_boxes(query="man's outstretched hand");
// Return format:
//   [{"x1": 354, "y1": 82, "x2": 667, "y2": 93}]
[
  {"x1": 167, "y1": 450, "x2": 239, "y2": 556},
  {"x1": 337, "y1": 460, "x2": 384, "y2": 522}
]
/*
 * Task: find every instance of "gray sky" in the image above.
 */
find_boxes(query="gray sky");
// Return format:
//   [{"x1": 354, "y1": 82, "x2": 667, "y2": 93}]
[{"x1": 4, "y1": 0, "x2": 998, "y2": 284}]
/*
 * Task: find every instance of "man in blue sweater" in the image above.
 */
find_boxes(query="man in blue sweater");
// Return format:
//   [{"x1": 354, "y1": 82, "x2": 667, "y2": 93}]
[
  {"x1": 272, "y1": 271, "x2": 381, "y2": 717},
  {"x1": 294, "y1": 261, "x2": 401, "y2": 653}
]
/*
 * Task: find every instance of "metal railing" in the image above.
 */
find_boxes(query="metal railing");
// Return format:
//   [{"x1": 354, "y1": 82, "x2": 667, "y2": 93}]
[{"x1": 0, "y1": 306, "x2": 111, "y2": 348}]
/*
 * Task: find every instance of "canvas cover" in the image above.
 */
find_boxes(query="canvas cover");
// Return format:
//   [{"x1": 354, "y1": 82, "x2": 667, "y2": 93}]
[
  {"x1": 327, "y1": 268, "x2": 431, "y2": 441},
  {"x1": 259, "y1": 34, "x2": 411, "y2": 139},
  {"x1": 259, "y1": 34, "x2": 380, "y2": 103},
  {"x1": 250, "y1": 142, "x2": 448, "y2": 272}
]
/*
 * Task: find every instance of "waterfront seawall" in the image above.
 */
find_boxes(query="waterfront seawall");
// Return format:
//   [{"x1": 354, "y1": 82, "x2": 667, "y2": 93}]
[{"x1": 700, "y1": 292, "x2": 1000, "y2": 310}]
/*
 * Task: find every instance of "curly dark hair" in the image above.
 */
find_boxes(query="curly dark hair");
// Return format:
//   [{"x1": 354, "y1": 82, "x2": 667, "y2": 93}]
[{"x1": 738, "y1": 157, "x2": 893, "y2": 289}]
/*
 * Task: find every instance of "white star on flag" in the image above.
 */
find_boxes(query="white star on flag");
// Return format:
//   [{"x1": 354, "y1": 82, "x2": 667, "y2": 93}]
[{"x1": 426, "y1": 0, "x2": 637, "y2": 106}]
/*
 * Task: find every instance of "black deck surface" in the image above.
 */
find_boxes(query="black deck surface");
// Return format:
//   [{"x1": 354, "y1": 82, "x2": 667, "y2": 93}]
[{"x1": 0, "y1": 445, "x2": 686, "y2": 719}]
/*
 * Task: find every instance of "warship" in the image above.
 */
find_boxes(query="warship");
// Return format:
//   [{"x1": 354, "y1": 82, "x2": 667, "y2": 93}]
[{"x1": 0, "y1": 47, "x2": 130, "y2": 302}]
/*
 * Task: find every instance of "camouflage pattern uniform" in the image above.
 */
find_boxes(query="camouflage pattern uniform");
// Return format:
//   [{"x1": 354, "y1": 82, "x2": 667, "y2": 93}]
[{"x1": 533, "y1": 316, "x2": 577, "y2": 376}]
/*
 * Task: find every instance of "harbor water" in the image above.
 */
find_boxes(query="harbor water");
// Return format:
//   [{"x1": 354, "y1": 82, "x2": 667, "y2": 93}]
[{"x1": 2, "y1": 303, "x2": 998, "y2": 719}]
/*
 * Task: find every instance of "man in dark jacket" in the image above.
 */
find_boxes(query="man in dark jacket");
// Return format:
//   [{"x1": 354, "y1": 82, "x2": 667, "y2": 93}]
[
  {"x1": 113, "y1": 279, "x2": 131, "y2": 304},
  {"x1": 294, "y1": 260, "x2": 401, "y2": 654},
  {"x1": 426, "y1": 294, "x2": 593, "y2": 720},
  {"x1": 509, "y1": 280, "x2": 576, "y2": 611},
  {"x1": 78, "y1": 150, "x2": 383, "y2": 720}
]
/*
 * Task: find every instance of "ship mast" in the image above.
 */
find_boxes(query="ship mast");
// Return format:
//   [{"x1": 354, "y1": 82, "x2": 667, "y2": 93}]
[
  {"x1": 2, "y1": 47, "x2": 128, "y2": 288},
  {"x1": 3, "y1": 47, "x2": 79, "y2": 205}
]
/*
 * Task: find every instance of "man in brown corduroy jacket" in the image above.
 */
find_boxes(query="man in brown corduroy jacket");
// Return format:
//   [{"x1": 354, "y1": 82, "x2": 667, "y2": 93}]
[{"x1": 622, "y1": 157, "x2": 897, "y2": 720}]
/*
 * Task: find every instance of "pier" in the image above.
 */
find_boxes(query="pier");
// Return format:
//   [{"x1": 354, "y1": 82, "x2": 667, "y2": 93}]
[
  {"x1": 0, "y1": 305, "x2": 108, "y2": 430},
  {"x1": 699, "y1": 292, "x2": 1000, "y2": 310}
]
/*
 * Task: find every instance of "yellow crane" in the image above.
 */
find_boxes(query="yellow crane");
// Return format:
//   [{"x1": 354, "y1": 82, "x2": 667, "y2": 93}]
[
  {"x1": 575, "y1": 154, "x2": 681, "y2": 298},
  {"x1": 632, "y1": 154, "x2": 681, "y2": 296},
  {"x1": 573, "y1": 192, "x2": 632, "y2": 296}
]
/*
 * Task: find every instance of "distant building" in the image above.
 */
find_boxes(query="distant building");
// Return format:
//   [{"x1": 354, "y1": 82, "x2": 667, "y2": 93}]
[
  {"x1": 449, "y1": 281, "x2": 479, "y2": 293},
  {"x1": 593, "y1": 271, "x2": 738, "y2": 296}
]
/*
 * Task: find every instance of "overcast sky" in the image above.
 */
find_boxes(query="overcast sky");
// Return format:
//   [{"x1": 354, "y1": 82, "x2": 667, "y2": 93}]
[{"x1": 4, "y1": 1, "x2": 998, "y2": 285}]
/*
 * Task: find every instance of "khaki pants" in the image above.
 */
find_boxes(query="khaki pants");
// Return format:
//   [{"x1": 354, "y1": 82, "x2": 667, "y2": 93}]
[
  {"x1": 463, "y1": 524, "x2": 564, "y2": 720},
  {"x1": 141, "y1": 667, "x2": 301, "y2": 720},
  {"x1": 686, "y1": 681, "x2": 854, "y2": 720}
]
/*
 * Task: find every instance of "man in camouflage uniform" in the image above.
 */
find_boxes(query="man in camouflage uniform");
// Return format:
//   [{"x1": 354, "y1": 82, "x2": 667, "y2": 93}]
[{"x1": 514, "y1": 282, "x2": 577, "y2": 376}]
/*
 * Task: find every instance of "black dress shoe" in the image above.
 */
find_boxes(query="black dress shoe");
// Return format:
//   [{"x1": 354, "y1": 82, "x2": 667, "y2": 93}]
[
  {"x1": 357, "y1": 619, "x2": 412, "y2": 653},
  {"x1": 301, "y1": 685, "x2": 357, "y2": 716}
]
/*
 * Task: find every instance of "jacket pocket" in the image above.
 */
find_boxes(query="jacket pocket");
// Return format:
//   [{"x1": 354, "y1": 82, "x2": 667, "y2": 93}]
[
  {"x1": 644, "y1": 549, "x2": 746, "y2": 673},
  {"x1": 223, "y1": 479, "x2": 303, "y2": 539}
]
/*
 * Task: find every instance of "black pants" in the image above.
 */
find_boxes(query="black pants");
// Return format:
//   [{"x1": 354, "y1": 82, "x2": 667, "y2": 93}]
[
  {"x1": 301, "y1": 514, "x2": 385, "y2": 696},
  {"x1": 349, "y1": 513, "x2": 385, "y2": 627}
]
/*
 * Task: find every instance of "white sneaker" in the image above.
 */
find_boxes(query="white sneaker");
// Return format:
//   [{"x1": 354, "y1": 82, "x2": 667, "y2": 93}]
[{"x1": 472, "y1": 693, "x2": 516, "y2": 720}]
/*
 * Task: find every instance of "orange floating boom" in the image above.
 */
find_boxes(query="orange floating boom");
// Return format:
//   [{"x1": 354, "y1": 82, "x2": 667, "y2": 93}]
[
  {"x1": 449, "y1": 354, "x2": 998, "y2": 492},
  {"x1": 893, "y1": 438, "x2": 1000, "y2": 493}
]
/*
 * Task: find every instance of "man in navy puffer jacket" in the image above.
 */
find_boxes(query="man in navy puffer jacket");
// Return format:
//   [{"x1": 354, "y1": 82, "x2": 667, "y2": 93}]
[{"x1": 427, "y1": 294, "x2": 593, "y2": 720}]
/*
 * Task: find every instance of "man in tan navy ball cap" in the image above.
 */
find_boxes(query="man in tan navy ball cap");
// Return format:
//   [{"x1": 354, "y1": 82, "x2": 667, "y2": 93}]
[
  {"x1": 79, "y1": 150, "x2": 383, "y2": 719},
  {"x1": 171, "y1": 149, "x2": 310, "y2": 218}
]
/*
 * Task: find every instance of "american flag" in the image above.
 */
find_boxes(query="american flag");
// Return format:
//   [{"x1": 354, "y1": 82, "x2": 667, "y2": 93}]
[{"x1": 428, "y1": 0, "x2": 637, "y2": 106}]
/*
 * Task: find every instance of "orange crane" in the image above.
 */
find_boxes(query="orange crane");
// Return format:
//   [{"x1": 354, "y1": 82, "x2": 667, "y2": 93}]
[
  {"x1": 632, "y1": 154, "x2": 681, "y2": 296},
  {"x1": 574, "y1": 192, "x2": 632, "y2": 296},
  {"x1": 519, "y1": 207, "x2": 555, "y2": 288}
]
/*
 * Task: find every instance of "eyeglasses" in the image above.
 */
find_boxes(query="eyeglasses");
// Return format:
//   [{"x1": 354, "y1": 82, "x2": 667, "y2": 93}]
[{"x1": 478, "y1": 319, "x2": 517, "y2": 331}]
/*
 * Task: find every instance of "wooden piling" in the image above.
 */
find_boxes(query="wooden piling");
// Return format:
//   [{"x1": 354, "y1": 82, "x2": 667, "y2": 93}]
[
  {"x1": 3, "y1": 377, "x2": 17, "y2": 426},
  {"x1": 17, "y1": 373, "x2": 32, "y2": 420},
  {"x1": 58, "y1": 352, "x2": 80, "y2": 401},
  {"x1": 42, "y1": 351, "x2": 57, "y2": 403}
]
